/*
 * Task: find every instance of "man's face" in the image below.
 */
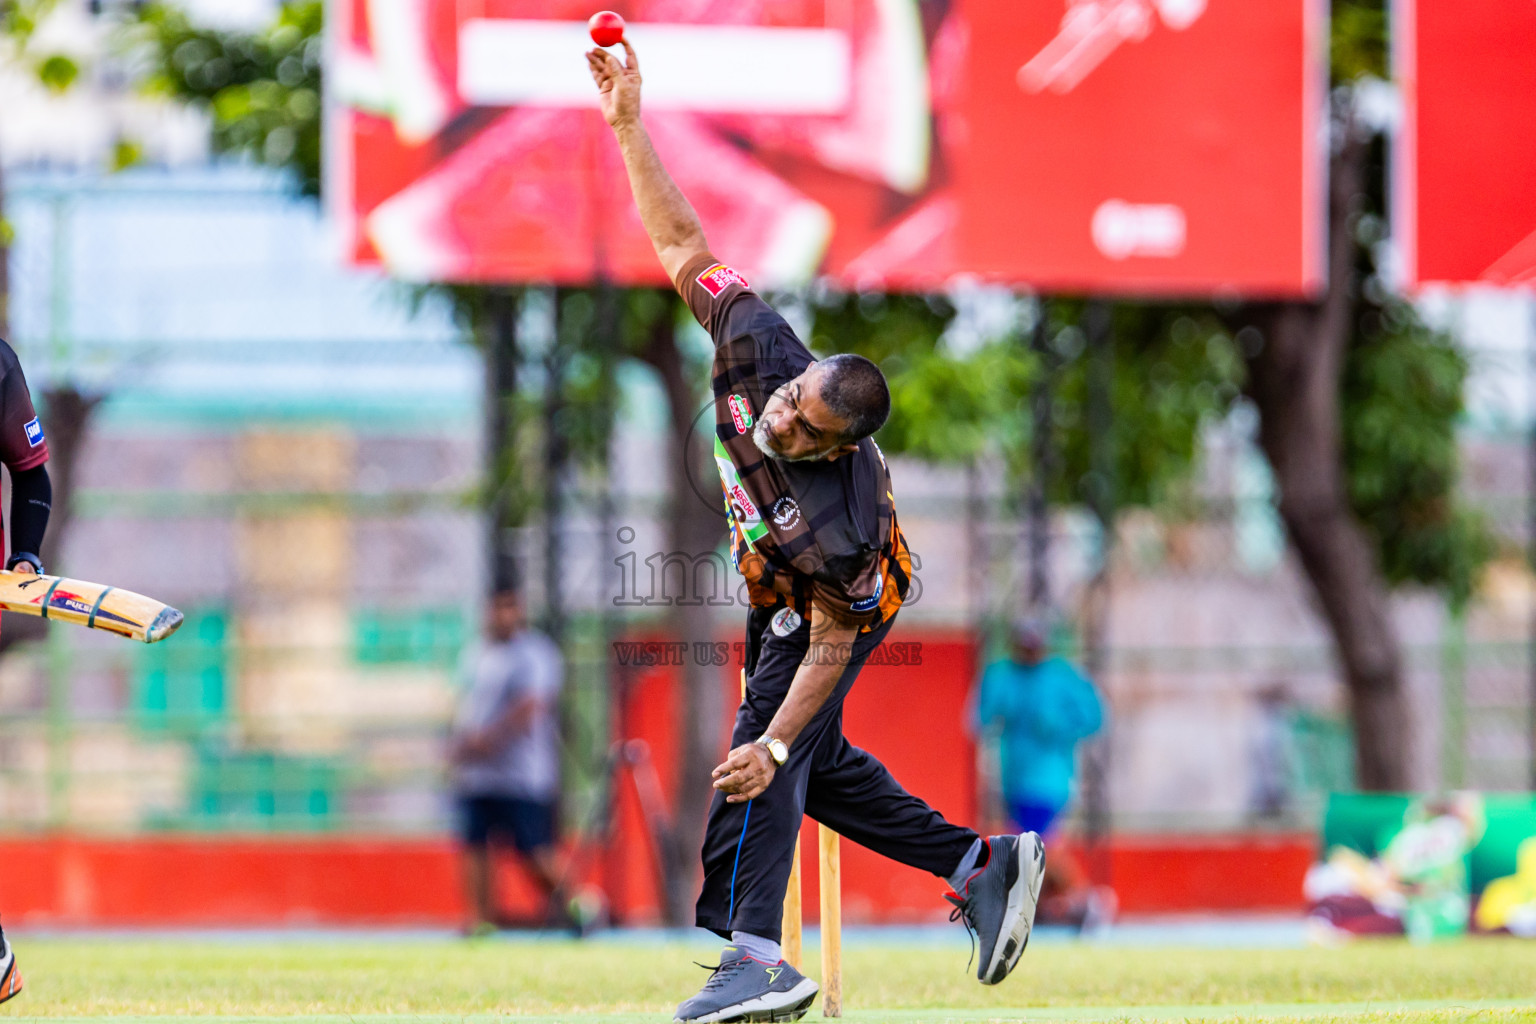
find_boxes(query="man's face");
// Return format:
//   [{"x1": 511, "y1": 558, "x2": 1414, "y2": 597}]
[
  {"x1": 487, "y1": 593, "x2": 523, "y2": 641},
  {"x1": 752, "y1": 364, "x2": 854, "y2": 462},
  {"x1": 1011, "y1": 638, "x2": 1045, "y2": 666}
]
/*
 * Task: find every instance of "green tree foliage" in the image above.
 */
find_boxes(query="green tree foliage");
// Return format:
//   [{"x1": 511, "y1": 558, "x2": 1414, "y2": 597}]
[
  {"x1": 1343, "y1": 300, "x2": 1490, "y2": 606},
  {"x1": 551, "y1": 288, "x2": 624, "y2": 469},
  {"x1": 1334, "y1": 137, "x2": 1492, "y2": 607},
  {"x1": 34, "y1": 51, "x2": 78, "y2": 91},
  {"x1": 0, "y1": 0, "x2": 53, "y2": 40},
  {"x1": 1050, "y1": 306, "x2": 1243, "y2": 510},
  {"x1": 801, "y1": 291, "x2": 1030, "y2": 463},
  {"x1": 1, "y1": 1, "x2": 78, "y2": 93},
  {"x1": 1326, "y1": 0, "x2": 1490, "y2": 600},
  {"x1": 809, "y1": 290, "x2": 1242, "y2": 515},
  {"x1": 1331, "y1": 1, "x2": 1388, "y2": 83},
  {"x1": 133, "y1": 1, "x2": 323, "y2": 195}
]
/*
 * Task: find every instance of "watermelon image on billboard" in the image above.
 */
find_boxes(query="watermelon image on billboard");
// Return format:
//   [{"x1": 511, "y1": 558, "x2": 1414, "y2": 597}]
[{"x1": 326, "y1": 0, "x2": 1324, "y2": 297}]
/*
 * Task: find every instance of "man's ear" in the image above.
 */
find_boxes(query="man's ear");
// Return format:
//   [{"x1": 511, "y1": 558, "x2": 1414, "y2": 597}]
[{"x1": 823, "y1": 442, "x2": 861, "y2": 463}]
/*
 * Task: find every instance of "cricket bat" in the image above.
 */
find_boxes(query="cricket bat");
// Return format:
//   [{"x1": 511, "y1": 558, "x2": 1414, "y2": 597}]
[{"x1": 0, "y1": 570, "x2": 184, "y2": 643}]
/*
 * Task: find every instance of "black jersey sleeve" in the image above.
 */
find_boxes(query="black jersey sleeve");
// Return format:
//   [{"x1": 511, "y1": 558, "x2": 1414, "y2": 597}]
[
  {"x1": 0, "y1": 342, "x2": 48, "y2": 472},
  {"x1": 8, "y1": 463, "x2": 51, "y2": 560}
]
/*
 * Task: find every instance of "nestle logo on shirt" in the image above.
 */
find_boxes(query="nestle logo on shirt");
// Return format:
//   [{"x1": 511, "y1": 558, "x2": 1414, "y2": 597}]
[
  {"x1": 729, "y1": 484, "x2": 758, "y2": 519},
  {"x1": 23, "y1": 418, "x2": 43, "y2": 447},
  {"x1": 697, "y1": 263, "x2": 749, "y2": 298}
]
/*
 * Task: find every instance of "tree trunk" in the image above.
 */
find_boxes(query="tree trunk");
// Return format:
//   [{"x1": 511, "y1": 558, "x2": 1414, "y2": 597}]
[
  {"x1": 1079, "y1": 301, "x2": 1114, "y2": 880},
  {"x1": 637, "y1": 295, "x2": 724, "y2": 925},
  {"x1": 542, "y1": 293, "x2": 568, "y2": 646},
  {"x1": 482, "y1": 288, "x2": 520, "y2": 584},
  {"x1": 1027, "y1": 303, "x2": 1053, "y2": 609},
  {"x1": 1241, "y1": 124, "x2": 1409, "y2": 791}
]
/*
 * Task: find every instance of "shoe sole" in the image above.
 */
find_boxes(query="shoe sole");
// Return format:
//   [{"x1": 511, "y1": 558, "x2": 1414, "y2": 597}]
[
  {"x1": 677, "y1": 977, "x2": 819, "y2": 1023},
  {"x1": 0, "y1": 953, "x2": 21, "y2": 1005},
  {"x1": 981, "y1": 832, "x2": 1046, "y2": 986}
]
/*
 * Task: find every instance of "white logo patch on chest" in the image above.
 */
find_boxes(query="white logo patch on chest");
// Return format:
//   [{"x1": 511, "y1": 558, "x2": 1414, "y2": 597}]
[
  {"x1": 770, "y1": 607, "x2": 802, "y2": 636},
  {"x1": 770, "y1": 496, "x2": 801, "y2": 530}
]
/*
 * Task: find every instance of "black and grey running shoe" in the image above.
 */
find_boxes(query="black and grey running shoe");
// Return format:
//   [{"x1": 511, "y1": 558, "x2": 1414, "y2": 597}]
[
  {"x1": 945, "y1": 832, "x2": 1046, "y2": 986},
  {"x1": 0, "y1": 927, "x2": 21, "y2": 1005},
  {"x1": 674, "y1": 946, "x2": 818, "y2": 1023}
]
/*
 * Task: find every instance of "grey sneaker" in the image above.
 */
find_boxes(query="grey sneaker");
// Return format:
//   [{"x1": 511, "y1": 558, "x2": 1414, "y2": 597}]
[
  {"x1": 0, "y1": 929, "x2": 21, "y2": 1005},
  {"x1": 674, "y1": 946, "x2": 818, "y2": 1023},
  {"x1": 945, "y1": 832, "x2": 1046, "y2": 985}
]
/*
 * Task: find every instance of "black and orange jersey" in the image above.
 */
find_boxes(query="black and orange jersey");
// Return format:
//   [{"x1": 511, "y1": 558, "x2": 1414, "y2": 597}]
[{"x1": 676, "y1": 253, "x2": 911, "y2": 631}]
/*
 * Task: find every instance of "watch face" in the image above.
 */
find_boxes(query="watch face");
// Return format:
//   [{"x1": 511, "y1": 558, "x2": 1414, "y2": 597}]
[{"x1": 757, "y1": 734, "x2": 788, "y2": 765}]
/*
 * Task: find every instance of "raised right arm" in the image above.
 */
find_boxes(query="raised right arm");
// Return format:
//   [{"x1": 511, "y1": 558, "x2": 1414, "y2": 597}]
[{"x1": 587, "y1": 42, "x2": 710, "y2": 284}]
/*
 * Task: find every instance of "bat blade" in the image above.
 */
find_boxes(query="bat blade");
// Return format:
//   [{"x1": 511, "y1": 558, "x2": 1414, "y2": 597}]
[{"x1": 0, "y1": 570, "x2": 184, "y2": 644}]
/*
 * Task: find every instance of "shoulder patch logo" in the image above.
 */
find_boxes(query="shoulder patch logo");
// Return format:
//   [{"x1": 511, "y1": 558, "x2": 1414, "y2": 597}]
[
  {"x1": 697, "y1": 262, "x2": 750, "y2": 297},
  {"x1": 849, "y1": 572, "x2": 884, "y2": 614},
  {"x1": 728, "y1": 394, "x2": 754, "y2": 433},
  {"x1": 23, "y1": 417, "x2": 43, "y2": 448},
  {"x1": 770, "y1": 496, "x2": 801, "y2": 530}
]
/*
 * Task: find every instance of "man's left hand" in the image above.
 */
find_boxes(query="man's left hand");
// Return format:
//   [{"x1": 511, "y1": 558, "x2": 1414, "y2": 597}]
[{"x1": 712, "y1": 742, "x2": 776, "y2": 803}]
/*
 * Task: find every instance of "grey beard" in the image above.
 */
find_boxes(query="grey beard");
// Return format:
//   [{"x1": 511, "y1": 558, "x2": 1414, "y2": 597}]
[
  {"x1": 752, "y1": 419, "x2": 827, "y2": 462},
  {"x1": 751, "y1": 419, "x2": 777, "y2": 458}
]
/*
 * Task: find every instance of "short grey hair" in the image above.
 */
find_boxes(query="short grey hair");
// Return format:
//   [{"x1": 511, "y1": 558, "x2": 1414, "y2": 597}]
[{"x1": 817, "y1": 354, "x2": 890, "y2": 443}]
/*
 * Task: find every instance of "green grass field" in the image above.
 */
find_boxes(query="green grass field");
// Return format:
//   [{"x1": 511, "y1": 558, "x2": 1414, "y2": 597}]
[{"x1": 4, "y1": 936, "x2": 1534, "y2": 1024}]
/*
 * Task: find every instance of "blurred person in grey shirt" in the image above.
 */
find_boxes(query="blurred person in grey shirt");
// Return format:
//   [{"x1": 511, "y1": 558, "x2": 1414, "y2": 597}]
[{"x1": 450, "y1": 586, "x2": 566, "y2": 933}]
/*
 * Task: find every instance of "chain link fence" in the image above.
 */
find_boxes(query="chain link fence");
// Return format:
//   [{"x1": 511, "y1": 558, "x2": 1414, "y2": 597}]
[{"x1": 0, "y1": 170, "x2": 1530, "y2": 841}]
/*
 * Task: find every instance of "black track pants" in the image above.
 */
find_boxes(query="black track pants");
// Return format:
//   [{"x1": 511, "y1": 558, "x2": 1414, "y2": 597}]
[{"x1": 695, "y1": 610, "x2": 980, "y2": 941}]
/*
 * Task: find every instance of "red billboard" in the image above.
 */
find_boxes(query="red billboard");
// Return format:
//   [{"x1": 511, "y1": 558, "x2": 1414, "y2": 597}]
[
  {"x1": 1396, "y1": 0, "x2": 1536, "y2": 288},
  {"x1": 327, "y1": 0, "x2": 1324, "y2": 297}
]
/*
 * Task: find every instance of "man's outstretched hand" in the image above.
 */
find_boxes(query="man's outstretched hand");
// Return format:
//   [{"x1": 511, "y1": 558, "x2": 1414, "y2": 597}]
[{"x1": 587, "y1": 40, "x2": 642, "y2": 130}]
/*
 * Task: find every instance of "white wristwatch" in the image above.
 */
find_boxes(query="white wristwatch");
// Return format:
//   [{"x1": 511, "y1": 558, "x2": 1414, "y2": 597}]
[{"x1": 757, "y1": 733, "x2": 789, "y2": 766}]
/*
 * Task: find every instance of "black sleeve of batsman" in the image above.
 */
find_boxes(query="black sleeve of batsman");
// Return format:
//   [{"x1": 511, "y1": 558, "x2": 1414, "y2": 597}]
[{"x1": 8, "y1": 463, "x2": 51, "y2": 563}]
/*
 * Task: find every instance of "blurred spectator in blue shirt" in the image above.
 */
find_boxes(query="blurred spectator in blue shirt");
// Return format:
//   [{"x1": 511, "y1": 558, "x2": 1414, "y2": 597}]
[{"x1": 972, "y1": 617, "x2": 1104, "y2": 837}]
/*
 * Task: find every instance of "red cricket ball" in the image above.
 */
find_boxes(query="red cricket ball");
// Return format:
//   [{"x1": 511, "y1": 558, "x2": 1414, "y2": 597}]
[{"x1": 588, "y1": 11, "x2": 625, "y2": 47}]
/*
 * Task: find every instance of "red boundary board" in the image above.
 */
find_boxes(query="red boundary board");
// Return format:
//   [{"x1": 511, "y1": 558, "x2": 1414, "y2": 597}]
[
  {"x1": 0, "y1": 833, "x2": 1311, "y2": 925},
  {"x1": 1396, "y1": 0, "x2": 1536, "y2": 288},
  {"x1": 0, "y1": 628, "x2": 1313, "y2": 927}
]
